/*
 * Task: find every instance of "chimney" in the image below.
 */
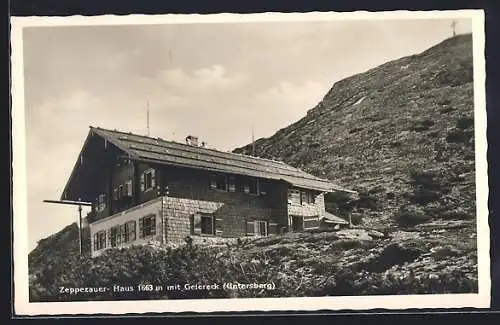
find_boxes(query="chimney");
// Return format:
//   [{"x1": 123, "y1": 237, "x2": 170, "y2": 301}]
[{"x1": 185, "y1": 135, "x2": 199, "y2": 147}]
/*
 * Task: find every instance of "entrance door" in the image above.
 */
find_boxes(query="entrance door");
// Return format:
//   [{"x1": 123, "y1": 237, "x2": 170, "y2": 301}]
[{"x1": 291, "y1": 215, "x2": 304, "y2": 232}]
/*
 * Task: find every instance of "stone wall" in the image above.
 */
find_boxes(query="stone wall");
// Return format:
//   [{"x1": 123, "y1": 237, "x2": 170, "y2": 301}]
[
  {"x1": 163, "y1": 196, "x2": 279, "y2": 244},
  {"x1": 288, "y1": 193, "x2": 325, "y2": 217}
]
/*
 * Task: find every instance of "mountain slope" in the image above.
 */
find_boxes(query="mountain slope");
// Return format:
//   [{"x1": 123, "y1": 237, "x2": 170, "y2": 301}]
[{"x1": 234, "y1": 33, "x2": 475, "y2": 227}]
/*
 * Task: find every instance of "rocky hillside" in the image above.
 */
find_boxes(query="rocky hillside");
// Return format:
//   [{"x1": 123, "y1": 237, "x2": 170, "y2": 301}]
[{"x1": 234, "y1": 33, "x2": 475, "y2": 228}]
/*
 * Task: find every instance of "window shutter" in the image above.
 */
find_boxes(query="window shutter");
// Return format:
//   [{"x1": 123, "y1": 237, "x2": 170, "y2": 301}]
[
  {"x1": 138, "y1": 217, "x2": 144, "y2": 239},
  {"x1": 93, "y1": 233, "x2": 97, "y2": 251},
  {"x1": 246, "y1": 220, "x2": 255, "y2": 236},
  {"x1": 268, "y1": 222, "x2": 278, "y2": 235},
  {"x1": 126, "y1": 180, "x2": 133, "y2": 196},
  {"x1": 117, "y1": 227, "x2": 122, "y2": 245},
  {"x1": 151, "y1": 215, "x2": 157, "y2": 236},
  {"x1": 193, "y1": 213, "x2": 202, "y2": 235},
  {"x1": 106, "y1": 229, "x2": 111, "y2": 247},
  {"x1": 215, "y1": 217, "x2": 223, "y2": 236},
  {"x1": 120, "y1": 225, "x2": 126, "y2": 243},
  {"x1": 140, "y1": 173, "x2": 145, "y2": 192},
  {"x1": 151, "y1": 169, "x2": 156, "y2": 188}
]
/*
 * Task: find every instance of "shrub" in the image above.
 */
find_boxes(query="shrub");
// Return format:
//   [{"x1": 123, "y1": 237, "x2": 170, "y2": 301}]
[
  {"x1": 439, "y1": 106, "x2": 454, "y2": 114},
  {"x1": 456, "y1": 116, "x2": 474, "y2": 130},
  {"x1": 432, "y1": 245, "x2": 464, "y2": 260},
  {"x1": 409, "y1": 168, "x2": 440, "y2": 189},
  {"x1": 441, "y1": 208, "x2": 474, "y2": 220},
  {"x1": 411, "y1": 119, "x2": 434, "y2": 132},
  {"x1": 332, "y1": 239, "x2": 365, "y2": 250},
  {"x1": 356, "y1": 191, "x2": 382, "y2": 211},
  {"x1": 349, "y1": 212, "x2": 363, "y2": 225},
  {"x1": 325, "y1": 191, "x2": 357, "y2": 216},
  {"x1": 361, "y1": 243, "x2": 423, "y2": 273},
  {"x1": 393, "y1": 205, "x2": 432, "y2": 226},
  {"x1": 446, "y1": 128, "x2": 473, "y2": 144},
  {"x1": 410, "y1": 187, "x2": 441, "y2": 205}
]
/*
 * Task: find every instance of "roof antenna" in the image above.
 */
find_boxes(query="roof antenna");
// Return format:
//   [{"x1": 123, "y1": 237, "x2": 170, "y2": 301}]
[
  {"x1": 146, "y1": 100, "x2": 150, "y2": 137},
  {"x1": 251, "y1": 124, "x2": 256, "y2": 156}
]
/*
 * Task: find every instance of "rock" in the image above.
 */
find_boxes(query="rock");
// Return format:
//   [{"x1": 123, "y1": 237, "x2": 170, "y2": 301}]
[{"x1": 368, "y1": 230, "x2": 385, "y2": 239}]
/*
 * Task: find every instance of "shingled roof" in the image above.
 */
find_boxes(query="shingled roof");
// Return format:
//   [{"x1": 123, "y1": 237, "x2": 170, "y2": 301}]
[{"x1": 63, "y1": 126, "x2": 355, "y2": 199}]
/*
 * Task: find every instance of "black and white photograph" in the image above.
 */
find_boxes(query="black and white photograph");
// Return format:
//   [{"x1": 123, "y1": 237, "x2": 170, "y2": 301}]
[{"x1": 11, "y1": 10, "x2": 490, "y2": 315}]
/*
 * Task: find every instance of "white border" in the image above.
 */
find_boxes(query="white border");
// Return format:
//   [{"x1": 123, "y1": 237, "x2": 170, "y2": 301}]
[{"x1": 11, "y1": 10, "x2": 490, "y2": 315}]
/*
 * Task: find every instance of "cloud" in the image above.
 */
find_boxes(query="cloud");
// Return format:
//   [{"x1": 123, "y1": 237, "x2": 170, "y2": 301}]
[
  {"x1": 59, "y1": 90, "x2": 103, "y2": 112},
  {"x1": 157, "y1": 64, "x2": 248, "y2": 95}
]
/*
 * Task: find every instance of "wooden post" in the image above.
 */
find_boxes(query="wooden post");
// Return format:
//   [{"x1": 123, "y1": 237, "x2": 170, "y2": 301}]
[
  {"x1": 42, "y1": 199, "x2": 92, "y2": 257},
  {"x1": 78, "y1": 199, "x2": 83, "y2": 257}
]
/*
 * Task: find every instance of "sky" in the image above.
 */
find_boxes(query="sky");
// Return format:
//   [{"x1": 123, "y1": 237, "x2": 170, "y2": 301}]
[{"x1": 20, "y1": 16, "x2": 472, "y2": 252}]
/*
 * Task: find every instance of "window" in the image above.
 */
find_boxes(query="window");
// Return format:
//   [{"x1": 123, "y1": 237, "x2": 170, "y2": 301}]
[
  {"x1": 291, "y1": 215, "x2": 304, "y2": 232},
  {"x1": 246, "y1": 220, "x2": 268, "y2": 237},
  {"x1": 145, "y1": 172, "x2": 152, "y2": 189},
  {"x1": 141, "y1": 169, "x2": 156, "y2": 192},
  {"x1": 288, "y1": 189, "x2": 301, "y2": 204},
  {"x1": 201, "y1": 215, "x2": 214, "y2": 234},
  {"x1": 113, "y1": 180, "x2": 133, "y2": 200},
  {"x1": 228, "y1": 176, "x2": 236, "y2": 193},
  {"x1": 93, "y1": 230, "x2": 106, "y2": 250},
  {"x1": 255, "y1": 221, "x2": 268, "y2": 236},
  {"x1": 109, "y1": 226, "x2": 121, "y2": 247},
  {"x1": 301, "y1": 191, "x2": 315, "y2": 205},
  {"x1": 139, "y1": 214, "x2": 156, "y2": 238},
  {"x1": 97, "y1": 194, "x2": 107, "y2": 212},
  {"x1": 192, "y1": 213, "x2": 215, "y2": 235},
  {"x1": 209, "y1": 174, "x2": 227, "y2": 191},
  {"x1": 123, "y1": 220, "x2": 136, "y2": 242},
  {"x1": 288, "y1": 189, "x2": 315, "y2": 205},
  {"x1": 124, "y1": 180, "x2": 132, "y2": 197},
  {"x1": 243, "y1": 178, "x2": 259, "y2": 195}
]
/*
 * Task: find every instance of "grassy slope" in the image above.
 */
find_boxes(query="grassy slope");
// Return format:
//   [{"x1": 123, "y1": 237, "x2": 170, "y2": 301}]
[{"x1": 28, "y1": 34, "x2": 478, "y2": 301}]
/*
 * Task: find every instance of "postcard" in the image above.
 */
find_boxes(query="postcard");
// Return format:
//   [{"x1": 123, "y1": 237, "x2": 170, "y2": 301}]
[{"x1": 11, "y1": 9, "x2": 489, "y2": 315}]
